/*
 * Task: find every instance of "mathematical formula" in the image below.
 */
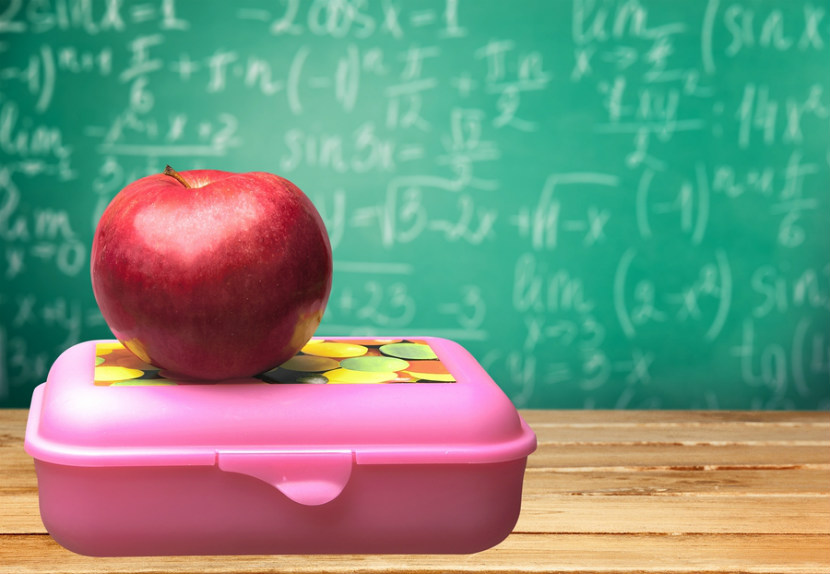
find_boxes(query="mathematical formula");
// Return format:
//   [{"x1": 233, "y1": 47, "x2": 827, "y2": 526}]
[{"x1": 1, "y1": 0, "x2": 828, "y2": 409}]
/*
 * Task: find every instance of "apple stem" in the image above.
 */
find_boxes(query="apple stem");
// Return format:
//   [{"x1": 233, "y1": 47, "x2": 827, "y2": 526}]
[{"x1": 163, "y1": 165, "x2": 192, "y2": 189}]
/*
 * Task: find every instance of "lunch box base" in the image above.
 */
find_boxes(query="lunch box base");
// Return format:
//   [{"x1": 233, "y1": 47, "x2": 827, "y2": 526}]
[{"x1": 34, "y1": 457, "x2": 528, "y2": 556}]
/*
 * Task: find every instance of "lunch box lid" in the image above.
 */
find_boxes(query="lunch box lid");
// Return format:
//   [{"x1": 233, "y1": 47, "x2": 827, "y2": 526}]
[{"x1": 25, "y1": 337, "x2": 537, "y2": 470}]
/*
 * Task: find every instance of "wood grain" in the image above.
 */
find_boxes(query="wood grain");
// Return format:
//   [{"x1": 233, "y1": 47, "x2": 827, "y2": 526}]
[
  {"x1": 2, "y1": 409, "x2": 828, "y2": 574},
  {"x1": 1, "y1": 534, "x2": 828, "y2": 574}
]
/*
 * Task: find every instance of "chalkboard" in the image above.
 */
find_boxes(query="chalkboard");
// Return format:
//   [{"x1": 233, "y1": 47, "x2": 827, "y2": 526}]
[{"x1": 1, "y1": 0, "x2": 828, "y2": 409}]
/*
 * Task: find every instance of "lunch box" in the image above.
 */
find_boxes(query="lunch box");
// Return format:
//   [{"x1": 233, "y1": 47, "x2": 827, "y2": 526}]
[{"x1": 24, "y1": 337, "x2": 536, "y2": 556}]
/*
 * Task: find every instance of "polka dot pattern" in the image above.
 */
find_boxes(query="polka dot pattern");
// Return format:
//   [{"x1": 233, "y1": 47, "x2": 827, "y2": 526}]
[
  {"x1": 339, "y1": 356, "x2": 410, "y2": 373},
  {"x1": 324, "y1": 368, "x2": 398, "y2": 384},
  {"x1": 279, "y1": 355, "x2": 340, "y2": 372},
  {"x1": 94, "y1": 339, "x2": 456, "y2": 386},
  {"x1": 301, "y1": 342, "x2": 368, "y2": 359},
  {"x1": 379, "y1": 342, "x2": 438, "y2": 360}
]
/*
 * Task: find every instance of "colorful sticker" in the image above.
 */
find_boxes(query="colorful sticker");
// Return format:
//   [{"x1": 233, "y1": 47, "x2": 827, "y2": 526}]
[{"x1": 94, "y1": 339, "x2": 456, "y2": 386}]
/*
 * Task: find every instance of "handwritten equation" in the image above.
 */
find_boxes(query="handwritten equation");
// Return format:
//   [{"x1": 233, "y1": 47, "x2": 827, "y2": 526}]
[{"x1": 1, "y1": 0, "x2": 828, "y2": 410}]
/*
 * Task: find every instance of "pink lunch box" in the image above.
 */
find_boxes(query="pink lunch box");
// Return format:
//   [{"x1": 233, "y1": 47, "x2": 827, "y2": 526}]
[{"x1": 24, "y1": 336, "x2": 537, "y2": 556}]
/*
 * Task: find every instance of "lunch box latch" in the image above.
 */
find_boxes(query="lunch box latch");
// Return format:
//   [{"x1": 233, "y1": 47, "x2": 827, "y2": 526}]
[{"x1": 216, "y1": 451, "x2": 353, "y2": 506}]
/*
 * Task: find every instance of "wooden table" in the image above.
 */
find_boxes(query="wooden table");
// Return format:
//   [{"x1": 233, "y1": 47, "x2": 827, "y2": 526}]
[{"x1": 1, "y1": 409, "x2": 828, "y2": 573}]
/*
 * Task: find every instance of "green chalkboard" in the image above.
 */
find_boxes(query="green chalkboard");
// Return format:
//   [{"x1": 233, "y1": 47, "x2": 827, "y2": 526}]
[{"x1": 1, "y1": 0, "x2": 829, "y2": 409}]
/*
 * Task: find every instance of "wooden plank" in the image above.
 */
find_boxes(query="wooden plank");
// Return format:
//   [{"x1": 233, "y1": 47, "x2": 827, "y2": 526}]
[
  {"x1": 516, "y1": 494, "x2": 830, "y2": 534},
  {"x1": 523, "y1": 467, "x2": 830, "y2": 495},
  {"x1": 530, "y1": 421, "x2": 830, "y2": 445},
  {"x1": 1, "y1": 533, "x2": 828, "y2": 574},
  {"x1": 0, "y1": 458, "x2": 36, "y2": 489},
  {"x1": 0, "y1": 409, "x2": 28, "y2": 427},
  {"x1": 4, "y1": 409, "x2": 830, "y2": 573},
  {"x1": 2, "y1": 487, "x2": 42, "y2": 534},
  {"x1": 528, "y1": 442, "x2": 830, "y2": 469}
]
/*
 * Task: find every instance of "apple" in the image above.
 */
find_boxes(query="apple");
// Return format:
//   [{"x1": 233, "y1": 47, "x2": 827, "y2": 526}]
[{"x1": 90, "y1": 166, "x2": 333, "y2": 381}]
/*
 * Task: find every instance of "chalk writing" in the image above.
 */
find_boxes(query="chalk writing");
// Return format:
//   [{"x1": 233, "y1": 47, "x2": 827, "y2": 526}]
[{"x1": 1, "y1": 0, "x2": 828, "y2": 410}]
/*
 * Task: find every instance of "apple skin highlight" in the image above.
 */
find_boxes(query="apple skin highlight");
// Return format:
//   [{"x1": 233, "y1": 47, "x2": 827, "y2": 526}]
[{"x1": 91, "y1": 168, "x2": 333, "y2": 381}]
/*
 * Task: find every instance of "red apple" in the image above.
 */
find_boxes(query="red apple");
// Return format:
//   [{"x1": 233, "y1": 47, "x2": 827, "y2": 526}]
[{"x1": 91, "y1": 166, "x2": 333, "y2": 380}]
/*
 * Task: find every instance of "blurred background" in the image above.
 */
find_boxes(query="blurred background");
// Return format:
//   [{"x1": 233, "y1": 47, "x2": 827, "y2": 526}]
[{"x1": 1, "y1": 0, "x2": 828, "y2": 409}]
